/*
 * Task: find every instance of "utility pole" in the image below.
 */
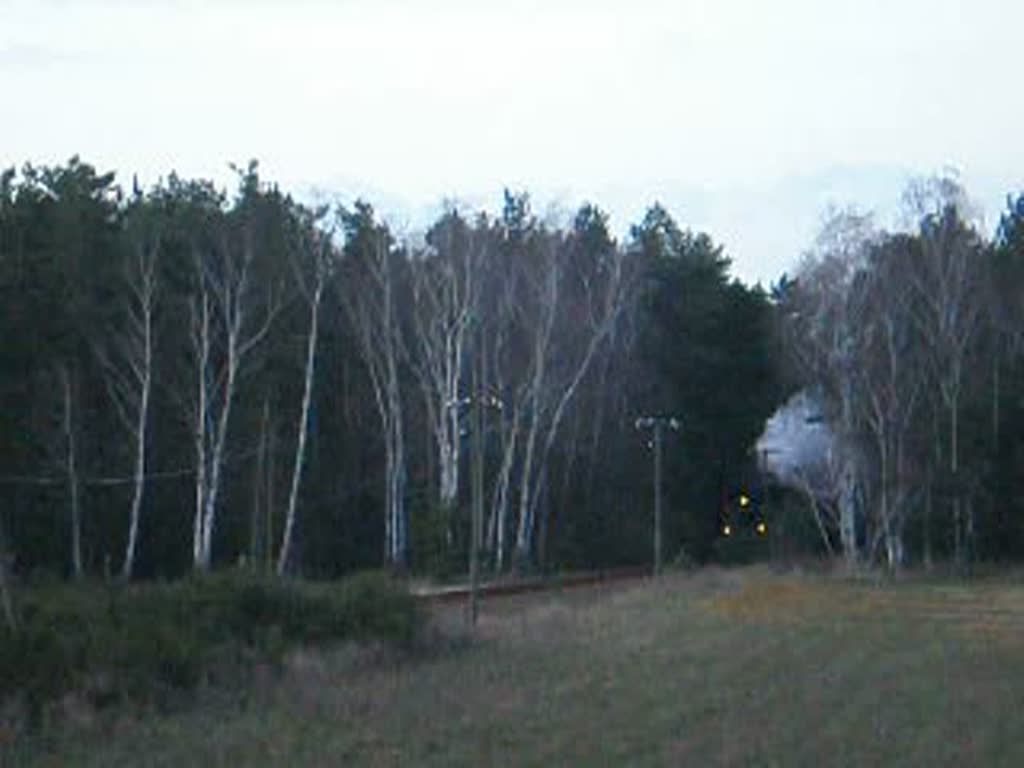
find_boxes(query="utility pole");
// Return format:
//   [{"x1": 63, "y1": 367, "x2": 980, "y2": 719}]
[
  {"x1": 448, "y1": 318, "x2": 501, "y2": 628},
  {"x1": 446, "y1": 390, "x2": 484, "y2": 629},
  {"x1": 466, "y1": 318, "x2": 501, "y2": 628},
  {"x1": 636, "y1": 416, "x2": 681, "y2": 575}
]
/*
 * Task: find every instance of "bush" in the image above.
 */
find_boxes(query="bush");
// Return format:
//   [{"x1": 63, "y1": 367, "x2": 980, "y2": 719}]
[
  {"x1": 0, "y1": 623, "x2": 74, "y2": 721},
  {"x1": 409, "y1": 501, "x2": 462, "y2": 579},
  {"x1": 335, "y1": 570, "x2": 421, "y2": 647},
  {"x1": 0, "y1": 569, "x2": 421, "y2": 724}
]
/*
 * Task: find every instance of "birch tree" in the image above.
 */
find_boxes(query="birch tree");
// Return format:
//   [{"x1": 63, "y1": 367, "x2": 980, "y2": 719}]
[
  {"x1": 486, "y1": 246, "x2": 525, "y2": 572},
  {"x1": 511, "y1": 232, "x2": 561, "y2": 567},
  {"x1": 94, "y1": 199, "x2": 161, "y2": 579},
  {"x1": 339, "y1": 202, "x2": 409, "y2": 567},
  {"x1": 188, "y1": 174, "x2": 279, "y2": 572},
  {"x1": 783, "y1": 207, "x2": 880, "y2": 565},
  {"x1": 903, "y1": 175, "x2": 985, "y2": 567},
  {"x1": 524, "y1": 206, "x2": 624, "y2": 565},
  {"x1": 503, "y1": 207, "x2": 625, "y2": 568},
  {"x1": 853, "y1": 236, "x2": 925, "y2": 568},
  {"x1": 277, "y1": 206, "x2": 334, "y2": 575},
  {"x1": 409, "y1": 209, "x2": 478, "y2": 518}
]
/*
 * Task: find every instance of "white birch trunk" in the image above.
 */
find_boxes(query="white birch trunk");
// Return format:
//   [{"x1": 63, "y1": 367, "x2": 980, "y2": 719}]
[
  {"x1": 342, "y1": 229, "x2": 408, "y2": 569},
  {"x1": 121, "y1": 299, "x2": 152, "y2": 580},
  {"x1": 191, "y1": 291, "x2": 211, "y2": 569},
  {"x1": 199, "y1": 306, "x2": 242, "y2": 569},
  {"x1": 512, "y1": 260, "x2": 558, "y2": 566},
  {"x1": 277, "y1": 282, "x2": 322, "y2": 575},
  {"x1": 439, "y1": 336, "x2": 462, "y2": 509},
  {"x1": 514, "y1": 369, "x2": 546, "y2": 564},
  {"x1": 409, "y1": 225, "x2": 476, "y2": 522},
  {"x1": 118, "y1": 237, "x2": 158, "y2": 580},
  {"x1": 385, "y1": 292, "x2": 407, "y2": 564},
  {"x1": 527, "y1": 269, "x2": 621, "y2": 535},
  {"x1": 190, "y1": 231, "x2": 275, "y2": 571},
  {"x1": 489, "y1": 400, "x2": 522, "y2": 573}
]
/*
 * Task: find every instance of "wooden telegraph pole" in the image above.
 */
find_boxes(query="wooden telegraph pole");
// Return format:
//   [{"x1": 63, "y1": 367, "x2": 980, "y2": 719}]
[
  {"x1": 467, "y1": 320, "x2": 500, "y2": 628},
  {"x1": 636, "y1": 416, "x2": 681, "y2": 575}
]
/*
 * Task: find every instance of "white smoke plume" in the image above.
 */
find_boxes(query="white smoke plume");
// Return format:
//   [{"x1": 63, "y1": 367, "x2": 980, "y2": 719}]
[{"x1": 756, "y1": 390, "x2": 837, "y2": 497}]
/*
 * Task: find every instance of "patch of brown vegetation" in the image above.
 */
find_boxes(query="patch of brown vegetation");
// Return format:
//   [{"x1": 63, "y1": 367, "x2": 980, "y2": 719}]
[
  {"x1": 699, "y1": 572, "x2": 1024, "y2": 656},
  {"x1": 700, "y1": 578, "x2": 848, "y2": 623}
]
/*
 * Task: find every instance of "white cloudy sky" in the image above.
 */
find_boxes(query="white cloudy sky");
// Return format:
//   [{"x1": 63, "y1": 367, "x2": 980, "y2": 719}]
[{"x1": 2, "y1": 0, "x2": 1021, "y2": 283}]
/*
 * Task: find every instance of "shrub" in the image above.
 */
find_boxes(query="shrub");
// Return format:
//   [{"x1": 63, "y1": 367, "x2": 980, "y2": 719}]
[
  {"x1": 0, "y1": 569, "x2": 422, "y2": 725},
  {"x1": 409, "y1": 501, "x2": 462, "y2": 578},
  {"x1": 337, "y1": 570, "x2": 421, "y2": 647}
]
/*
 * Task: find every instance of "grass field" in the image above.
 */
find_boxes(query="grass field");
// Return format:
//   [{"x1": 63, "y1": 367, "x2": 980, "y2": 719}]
[{"x1": 14, "y1": 566, "x2": 1024, "y2": 766}]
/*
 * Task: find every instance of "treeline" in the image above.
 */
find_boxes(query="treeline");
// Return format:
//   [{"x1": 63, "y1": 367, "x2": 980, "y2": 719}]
[
  {"x1": 0, "y1": 157, "x2": 780, "y2": 580},
  {"x1": 775, "y1": 175, "x2": 1024, "y2": 569}
]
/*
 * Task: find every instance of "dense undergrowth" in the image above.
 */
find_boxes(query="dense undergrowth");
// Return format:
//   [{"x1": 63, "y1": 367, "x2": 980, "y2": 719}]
[{"x1": 0, "y1": 570, "x2": 420, "y2": 730}]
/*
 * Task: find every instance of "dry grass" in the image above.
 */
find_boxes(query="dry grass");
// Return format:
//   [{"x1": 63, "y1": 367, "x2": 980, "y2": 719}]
[{"x1": 13, "y1": 566, "x2": 1024, "y2": 767}]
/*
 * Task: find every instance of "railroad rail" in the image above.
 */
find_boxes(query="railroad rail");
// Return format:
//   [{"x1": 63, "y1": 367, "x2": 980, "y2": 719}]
[{"x1": 410, "y1": 565, "x2": 652, "y2": 604}]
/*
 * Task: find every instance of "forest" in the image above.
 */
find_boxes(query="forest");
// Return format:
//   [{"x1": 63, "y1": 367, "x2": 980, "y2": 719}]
[
  {"x1": 1, "y1": 157, "x2": 1021, "y2": 582},
  {"x1": 769, "y1": 177, "x2": 1024, "y2": 571}
]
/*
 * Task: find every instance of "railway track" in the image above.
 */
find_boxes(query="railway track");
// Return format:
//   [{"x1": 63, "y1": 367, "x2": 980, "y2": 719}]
[{"x1": 409, "y1": 565, "x2": 652, "y2": 604}]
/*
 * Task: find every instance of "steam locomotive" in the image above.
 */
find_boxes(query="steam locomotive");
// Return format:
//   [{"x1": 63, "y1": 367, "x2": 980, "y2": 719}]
[{"x1": 719, "y1": 488, "x2": 768, "y2": 539}]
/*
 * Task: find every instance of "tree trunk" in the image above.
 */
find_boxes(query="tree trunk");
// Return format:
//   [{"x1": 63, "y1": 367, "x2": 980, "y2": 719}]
[
  {"x1": 837, "y1": 383, "x2": 860, "y2": 568},
  {"x1": 60, "y1": 364, "x2": 83, "y2": 579},
  {"x1": 796, "y1": 473, "x2": 835, "y2": 558},
  {"x1": 653, "y1": 423, "x2": 663, "y2": 575},
  {"x1": 878, "y1": 433, "x2": 899, "y2": 570},
  {"x1": 489, "y1": 401, "x2": 521, "y2": 573},
  {"x1": 199, "y1": 353, "x2": 237, "y2": 570},
  {"x1": 391, "y1": 409, "x2": 408, "y2": 566},
  {"x1": 385, "y1": 304, "x2": 407, "y2": 567},
  {"x1": 468, "y1": 352, "x2": 484, "y2": 625},
  {"x1": 0, "y1": 526, "x2": 15, "y2": 632},
  {"x1": 514, "y1": 396, "x2": 543, "y2": 568},
  {"x1": 120, "y1": 350, "x2": 150, "y2": 580},
  {"x1": 278, "y1": 283, "x2": 322, "y2": 575},
  {"x1": 923, "y1": 479, "x2": 933, "y2": 571},
  {"x1": 950, "y1": 398, "x2": 963, "y2": 570},
  {"x1": 251, "y1": 396, "x2": 270, "y2": 566},
  {"x1": 266, "y1": 411, "x2": 278, "y2": 572},
  {"x1": 838, "y1": 458, "x2": 859, "y2": 568},
  {"x1": 992, "y1": 350, "x2": 1000, "y2": 447},
  {"x1": 191, "y1": 232, "x2": 275, "y2": 571},
  {"x1": 512, "y1": 259, "x2": 558, "y2": 569},
  {"x1": 192, "y1": 293, "x2": 211, "y2": 569}
]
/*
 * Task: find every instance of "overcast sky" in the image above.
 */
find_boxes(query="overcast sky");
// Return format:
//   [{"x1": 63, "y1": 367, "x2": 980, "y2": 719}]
[{"x1": 3, "y1": 0, "x2": 1021, "y2": 284}]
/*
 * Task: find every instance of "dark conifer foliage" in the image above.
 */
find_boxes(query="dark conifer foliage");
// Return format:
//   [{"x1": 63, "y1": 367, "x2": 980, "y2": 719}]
[{"x1": 2, "y1": 158, "x2": 1019, "y2": 578}]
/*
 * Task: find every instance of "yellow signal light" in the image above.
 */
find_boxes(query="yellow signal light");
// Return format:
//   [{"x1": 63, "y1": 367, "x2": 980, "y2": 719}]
[{"x1": 739, "y1": 493, "x2": 750, "y2": 508}]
